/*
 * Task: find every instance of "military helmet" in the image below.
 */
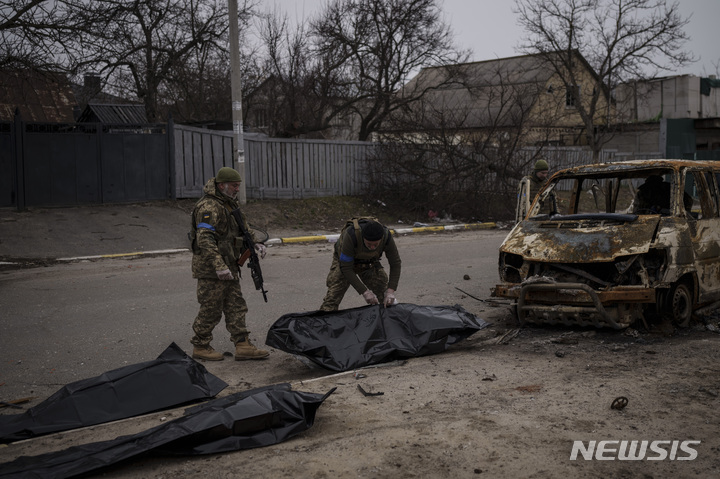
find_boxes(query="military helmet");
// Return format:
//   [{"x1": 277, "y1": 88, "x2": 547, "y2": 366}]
[{"x1": 534, "y1": 159, "x2": 549, "y2": 171}]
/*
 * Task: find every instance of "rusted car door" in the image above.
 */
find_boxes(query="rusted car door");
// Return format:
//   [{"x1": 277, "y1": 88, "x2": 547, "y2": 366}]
[{"x1": 685, "y1": 168, "x2": 720, "y2": 303}]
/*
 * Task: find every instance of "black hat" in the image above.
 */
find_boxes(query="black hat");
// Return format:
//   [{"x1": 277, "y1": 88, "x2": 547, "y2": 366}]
[{"x1": 361, "y1": 221, "x2": 384, "y2": 241}]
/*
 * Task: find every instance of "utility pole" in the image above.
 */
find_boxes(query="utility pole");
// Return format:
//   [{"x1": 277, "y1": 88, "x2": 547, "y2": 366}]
[{"x1": 228, "y1": 0, "x2": 246, "y2": 203}]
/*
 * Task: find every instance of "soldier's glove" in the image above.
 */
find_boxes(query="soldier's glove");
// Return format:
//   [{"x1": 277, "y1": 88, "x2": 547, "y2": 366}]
[
  {"x1": 362, "y1": 289, "x2": 379, "y2": 305},
  {"x1": 255, "y1": 243, "x2": 267, "y2": 259},
  {"x1": 383, "y1": 289, "x2": 397, "y2": 308},
  {"x1": 216, "y1": 269, "x2": 234, "y2": 280}
]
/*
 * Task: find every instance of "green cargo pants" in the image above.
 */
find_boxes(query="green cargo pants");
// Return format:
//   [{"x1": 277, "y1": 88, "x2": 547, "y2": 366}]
[
  {"x1": 320, "y1": 258, "x2": 388, "y2": 311},
  {"x1": 191, "y1": 278, "x2": 249, "y2": 347}
]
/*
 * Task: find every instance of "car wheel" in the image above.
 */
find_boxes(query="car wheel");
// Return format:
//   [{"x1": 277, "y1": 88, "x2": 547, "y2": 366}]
[{"x1": 667, "y1": 282, "x2": 693, "y2": 327}]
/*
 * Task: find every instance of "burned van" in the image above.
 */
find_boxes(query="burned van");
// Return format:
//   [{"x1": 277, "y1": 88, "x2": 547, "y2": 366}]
[{"x1": 492, "y1": 160, "x2": 720, "y2": 329}]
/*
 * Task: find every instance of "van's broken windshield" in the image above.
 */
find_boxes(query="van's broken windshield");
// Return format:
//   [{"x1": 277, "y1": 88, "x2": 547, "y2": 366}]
[{"x1": 531, "y1": 169, "x2": 678, "y2": 218}]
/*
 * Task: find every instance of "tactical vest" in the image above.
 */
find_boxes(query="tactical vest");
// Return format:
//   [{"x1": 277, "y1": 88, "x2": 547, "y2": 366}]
[
  {"x1": 218, "y1": 207, "x2": 242, "y2": 268},
  {"x1": 189, "y1": 198, "x2": 242, "y2": 269},
  {"x1": 339, "y1": 217, "x2": 389, "y2": 262}
]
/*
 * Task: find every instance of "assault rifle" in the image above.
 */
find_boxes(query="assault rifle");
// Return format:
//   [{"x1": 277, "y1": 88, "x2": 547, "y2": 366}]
[{"x1": 231, "y1": 208, "x2": 268, "y2": 302}]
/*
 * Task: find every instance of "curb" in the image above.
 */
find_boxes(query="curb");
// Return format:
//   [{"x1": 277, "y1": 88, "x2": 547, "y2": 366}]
[
  {"x1": 57, "y1": 248, "x2": 190, "y2": 263},
  {"x1": 41, "y1": 222, "x2": 497, "y2": 263},
  {"x1": 265, "y1": 222, "x2": 497, "y2": 245}
]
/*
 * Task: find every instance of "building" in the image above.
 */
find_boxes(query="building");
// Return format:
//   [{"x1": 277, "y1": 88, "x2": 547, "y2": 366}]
[
  {"x1": 616, "y1": 74, "x2": 720, "y2": 121},
  {"x1": 608, "y1": 75, "x2": 720, "y2": 157},
  {"x1": 0, "y1": 69, "x2": 76, "y2": 122},
  {"x1": 381, "y1": 51, "x2": 610, "y2": 147},
  {"x1": 71, "y1": 73, "x2": 146, "y2": 125},
  {"x1": 243, "y1": 75, "x2": 360, "y2": 141}
]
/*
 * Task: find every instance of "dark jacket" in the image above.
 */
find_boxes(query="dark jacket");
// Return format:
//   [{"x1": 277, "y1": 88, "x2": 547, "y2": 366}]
[{"x1": 334, "y1": 223, "x2": 401, "y2": 294}]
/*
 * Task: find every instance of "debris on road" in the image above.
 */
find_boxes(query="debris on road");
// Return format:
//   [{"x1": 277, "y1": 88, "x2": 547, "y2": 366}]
[
  {"x1": 611, "y1": 396, "x2": 629, "y2": 410},
  {"x1": 0, "y1": 398, "x2": 34, "y2": 410},
  {"x1": 357, "y1": 385, "x2": 384, "y2": 397},
  {"x1": 491, "y1": 328, "x2": 520, "y2": 345}
]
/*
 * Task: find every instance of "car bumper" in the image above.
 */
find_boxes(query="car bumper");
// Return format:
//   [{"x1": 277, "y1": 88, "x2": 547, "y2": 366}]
[{"x1": 492, "y1": 282, "x2": 656, "y2": 329}]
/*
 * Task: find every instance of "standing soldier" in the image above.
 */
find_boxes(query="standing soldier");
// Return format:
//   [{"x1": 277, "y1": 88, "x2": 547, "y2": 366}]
[
  {"x1": 320, "y1": 218, "x2": 401, "y2": 311},
  {"x1": 189, "y1": 167, "x2": 269, "y2": 361},
  {"x1": 516, "y1": 158, "x2": 556, "y2": 222}
]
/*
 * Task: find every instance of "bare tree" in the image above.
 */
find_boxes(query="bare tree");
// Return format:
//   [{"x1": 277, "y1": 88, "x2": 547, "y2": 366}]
[
  {"x1": 251, "y1": 0, "x2": 466, "y2": 140},
  {"x1": 710, "y1": 58, "x2": 720, "y2": 78},
  {"x1": 515, "y1": 0, "x2": 693, "y2": 160},
  {"x1": 251, "y1": 9, "x2": 337, "y2": 137},
  {"x1": 163, "y1": 42, "x2": 231, "y2": 124},
  {"x1": 367, "y1": 61, "x2": 555, "y2": 222},
  {"x1": 311, "y1": 0, "x2": 468, "y2": 141},
  {"x1": 163, "y1": 4, "x2": 262, "y2": 125},
  {"x1": 71, "y1": 0, "x2": 255, "y2": 122},
  {"x1": 0, "y1": 0, "x2": 88, "y2": 70},
  {"x1": 1, "y1": 1, "x2": 261, "y2": 124}
]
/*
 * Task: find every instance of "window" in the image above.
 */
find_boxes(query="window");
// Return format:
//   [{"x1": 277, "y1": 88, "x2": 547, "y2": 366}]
[
  {"x1": 686, "y1": 171, "x2": 719, "y2": 219},
  {"x1": 575, "y1": 177, "x2": 637, "y2": 214},
  {"x1": 703, "y1": 171, "x2": 719, "y2": 217},
  {"x1": 566, "y1": 85, "x2": 580, "y2": 108}
]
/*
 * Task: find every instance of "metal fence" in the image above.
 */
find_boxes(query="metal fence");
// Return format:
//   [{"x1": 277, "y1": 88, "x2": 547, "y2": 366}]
[
  {"x1": 173, "y1": 124, "x2": 376, "y2": 199},
  {"x1": 0, "y1": 122, "x2": 13, "y2": 206},
  {"x1": 3, "y1": 117, "x2": 691, "y2": 209},
  {"x1": 1, "y1": 118, "x2": 169, "y2": 208},
  {"x1": 245, "y1": 136, "x2": 374, "y2": 199},
  {"x1": 173, "y1": 124, "x2": 233, "y2": 198},
  {"x1": 174, "y1": 129, "x2": 669, "y2": 202},
  {"x1": 173, "y1": 125, "x2": 672, "y2": 201}
]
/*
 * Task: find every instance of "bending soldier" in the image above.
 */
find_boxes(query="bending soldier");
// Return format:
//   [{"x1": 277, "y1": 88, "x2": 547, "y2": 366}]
[{"x1": 320, "y1": 218, "x2": 401, "y2": 311}]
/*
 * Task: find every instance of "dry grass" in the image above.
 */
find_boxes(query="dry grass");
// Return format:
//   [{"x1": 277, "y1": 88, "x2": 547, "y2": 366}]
[{"x1": 171, "y1": 196, "x2": 422, "y2": 233}]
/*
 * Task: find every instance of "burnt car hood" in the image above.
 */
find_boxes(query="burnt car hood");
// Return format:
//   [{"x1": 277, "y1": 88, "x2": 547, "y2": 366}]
[{"x1": 501, "y1": 215, "x2": 660, "y2": 263}]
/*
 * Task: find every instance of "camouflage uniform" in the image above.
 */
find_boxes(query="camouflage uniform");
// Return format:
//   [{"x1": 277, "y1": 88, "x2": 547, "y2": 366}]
[
  {"x1": 320, "y1": 220, "x2": 401, "y2": 311},
  {"x1": 193, "y1": 279, "x2": 248, "y2": 347},
  {"x1": 190, "y1": 177, "x2": 256, "y2": 348},
  {"x1": 517, "y1": 171, "x2": 556, "y2": 219}
]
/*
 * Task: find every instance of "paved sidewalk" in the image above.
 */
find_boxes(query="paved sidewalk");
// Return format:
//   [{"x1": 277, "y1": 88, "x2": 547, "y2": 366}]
[
  {"x1": 0, "y1": 203, "x2": 496, "y2": 264},
  {"x1": 0, "y1": 203, "x2": 191, "y2": 263}
]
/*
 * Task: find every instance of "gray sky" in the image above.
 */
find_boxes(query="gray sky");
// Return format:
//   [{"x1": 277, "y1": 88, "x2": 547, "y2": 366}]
[{"x1": 267, "y1": 0, "x2": 719, "y2": 77}]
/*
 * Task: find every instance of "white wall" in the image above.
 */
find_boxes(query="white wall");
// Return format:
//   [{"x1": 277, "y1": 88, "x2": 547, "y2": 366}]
[{"x1": 616, "y1": 75, "x2": 720, "y2": 122}]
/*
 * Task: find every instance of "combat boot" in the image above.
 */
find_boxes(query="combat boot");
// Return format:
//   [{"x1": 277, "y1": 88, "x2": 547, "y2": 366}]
[
  {"x1": 234, "y1": 338, "x2": 269, "y2": 360},
  {"x1": 192, "y1": 346, "x2": 224, "y2": 361}
]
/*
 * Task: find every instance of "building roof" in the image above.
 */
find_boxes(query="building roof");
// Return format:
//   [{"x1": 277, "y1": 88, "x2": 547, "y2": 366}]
[
  {"x1": 410, "y1": 53, "x2": 558, "y2": 91},
  {"x1": 76, "y1": 102, "x2": 148, "y2": 124},
  {"x1": 395, "y1": 52, "x2": 594, "y2": 130},
  {"x1": 0, "y1": 69, "x2": 76, "y2": 122},
  {"x1": 70, "y1": 74, "x2": 142, "y2": 108}
]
